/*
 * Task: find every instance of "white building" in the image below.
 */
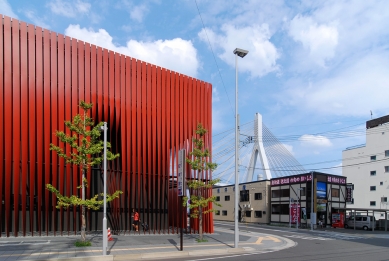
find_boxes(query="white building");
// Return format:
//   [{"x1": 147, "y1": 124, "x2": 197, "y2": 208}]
[{"x1": 342, "y1": 115, "x2": 389, "y2": 218}]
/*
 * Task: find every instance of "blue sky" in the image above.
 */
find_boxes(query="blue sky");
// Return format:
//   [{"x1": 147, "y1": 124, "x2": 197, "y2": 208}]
[{"x1": 2, "y1": 0, "x2": 389, "y2": 181}]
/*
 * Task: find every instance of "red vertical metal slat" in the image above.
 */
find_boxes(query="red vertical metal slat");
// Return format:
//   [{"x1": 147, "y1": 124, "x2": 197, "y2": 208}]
[
  {"x1": 136, "y1": 60, "x2": 142, "y2": 228},
  {"x1": 35, "y1": 26, "x2": 44, "y2": 236},
  {"x1": 27, "y1": 23, "x2": 36, "y2": 236},
  {"x1": 103, "y1": 49, "x2": 108, "y2": 122},
  {"x1": 57, "y1": 33, "x2": 65, "y2": 235},
  {"x1": 43, "y1": 29, "x2": 51, "y2": 236},
  {"x1": 108, "y1": 50, "x2": 116, "y2": 229},
  {"x1": 182, "y1": 76, "x2": 188, "y2": 233},
  {"x1": 131, "y1": 58, "x2": 137, "y2": 228},
  {"x1": 151, "y1": 65, "x2": 157, "y2": 233},
  {"x1": 187, "y1": 77, "x2": 194, "y2": 232},
  {"x1": 208, "y1": 83, "x2": 214, "y2": 233},
  {"x1": 141, "y1": 62, "x2": 147, "y2": 227},
  {"x1": 146, "y1": 63, "x2": 152, "y2": 233},
  {"x1": 64, "y1": 35, "x2": 72, "y2": 235},
  {"x1": 3, "y1": 16, "x2": 12, "y2": 237},
  {"x1": 0, "y1": 16, "x2": 4, "y2": 237},
  {"x1": 50, "y1": 31, "x2": 58, "y2": 235},
  {"x1": 84, "y1": 43, "x2": 91, "y2": 231},
  {"x1": 160, "y1": 68, "x2": 166, "y2": 233},
  {"x1": 156, "y1": 67, "x2": 162, "y2": 233},
  {"x1": 113, "y1": 52, "x2": 121, "y2": 230},
  {"x1": 20, "y1": 21, "x2": 28, "y2": 237},
  {"x1": 165, "y1": 70, "x2": 171, "y2": 233},
  {"x1": 12, "y1": 18, "x2": 21, "y2": 237},
  {"x1": 71, "y1": 38, "x2": 78, "y2": 234},
  {"x1": 96, "y1": 47, "x2": 103, "y2": 123},
  {"x1": 119, "y1": 54, "x2": 127, "y2": 232},
  {"x1": 125, "y1": 57, "x2": 131, "y2": 233}
]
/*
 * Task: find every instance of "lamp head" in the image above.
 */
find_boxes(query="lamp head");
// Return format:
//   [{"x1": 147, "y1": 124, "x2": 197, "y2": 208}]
[{"x1": 233, "y1": 48, "x2": 249, "y2": 58}]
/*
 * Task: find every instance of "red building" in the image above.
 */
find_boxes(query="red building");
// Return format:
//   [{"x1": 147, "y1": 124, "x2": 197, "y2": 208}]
[{"x1": 0, "y1": 15, "x2": 214, "y2": 237}]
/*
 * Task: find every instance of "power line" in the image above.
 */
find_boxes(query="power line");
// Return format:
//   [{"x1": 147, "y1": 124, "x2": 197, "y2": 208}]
[{"x1": 194, "y1": 0, "x2": 234, "y2": 116}]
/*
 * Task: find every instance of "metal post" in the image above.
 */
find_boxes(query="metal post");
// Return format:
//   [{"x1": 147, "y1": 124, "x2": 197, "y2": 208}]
[
  {"x1": 102, "y1": 122, "x2": 108, "y2": 255},
  {"x1": 234, "y1": 52, "x2": 239, "y2": 248}
]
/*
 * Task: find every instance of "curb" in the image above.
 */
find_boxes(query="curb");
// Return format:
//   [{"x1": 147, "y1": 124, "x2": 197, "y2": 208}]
[{"x1": 33, "y1": 248, "x2": 248, "y2": 261}]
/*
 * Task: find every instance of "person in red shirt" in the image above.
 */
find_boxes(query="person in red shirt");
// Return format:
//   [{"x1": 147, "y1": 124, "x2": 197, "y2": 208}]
[{"x1": 132, "y1": 209, "x2": 139, "y2": 232}]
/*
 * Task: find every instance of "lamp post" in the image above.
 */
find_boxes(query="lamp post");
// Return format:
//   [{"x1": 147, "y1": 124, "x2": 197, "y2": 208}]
[
  {"x1": 233, "y1": 48, "x2": 248, "y2": 248},
  {"x1": 101, "y1": 122, "x2": 108, "y2": 255},
  {"x1": 311, "y1": 171, "x2": 314, "y2": 231}
]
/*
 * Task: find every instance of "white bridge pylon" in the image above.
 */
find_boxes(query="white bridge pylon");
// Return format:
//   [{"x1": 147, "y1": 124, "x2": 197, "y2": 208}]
[{"x1": 246, "y1": 113, "x2": 272, "y2": 182}]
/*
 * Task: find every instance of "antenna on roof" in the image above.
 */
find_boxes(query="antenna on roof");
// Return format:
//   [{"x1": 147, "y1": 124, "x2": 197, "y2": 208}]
[{"x1": 370, "y1": 110, "x2": 373, "y2": 119}]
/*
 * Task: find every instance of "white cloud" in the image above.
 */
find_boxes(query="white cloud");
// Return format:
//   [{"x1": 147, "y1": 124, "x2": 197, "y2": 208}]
[
  {"x1": 24, "y1": 10, "x2": 50, "y2": 29},
  {"x1": 130, "y1": 4, "x2": 148, "y2": 23},
  {"x1": 298, "y1": 134, "x2": 332, "y2": 148},
  {"x1": 64, "y1": 25, "x2": 200, "y2": 77},
  {"x1": 0, "y1": 0, "x2": 17, "y2": 18},
  {"x1": 289, "y1": 14, "x2": 338, "y2": 67},
  {"x1": 286, "y1": 51, "x2": 389, "y2": 117},
  {"x1": 47, "y1": 0, "x2": 91, "y2": 18},
  {"x1": 198, "y1": 24, "x2": 280, "y2": 78}
]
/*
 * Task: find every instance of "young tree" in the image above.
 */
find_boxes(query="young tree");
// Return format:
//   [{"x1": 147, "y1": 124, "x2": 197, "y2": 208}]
[
  {"x1": 183, "y1": 123, "x2": 220, "y2": 241},
  {"x1": 46, "y1": 101, "x2": 122, "y2": 242}
]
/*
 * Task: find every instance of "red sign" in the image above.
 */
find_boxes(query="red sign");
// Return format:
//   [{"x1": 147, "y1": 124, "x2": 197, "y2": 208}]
[{"x1": 290, "y1": 203, "x2": 300, "y2": 224}]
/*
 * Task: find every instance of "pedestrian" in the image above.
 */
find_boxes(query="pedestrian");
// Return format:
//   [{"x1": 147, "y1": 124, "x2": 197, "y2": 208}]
[{"x1": 132, "y1": 209, "x2": 139, "y2": 232}]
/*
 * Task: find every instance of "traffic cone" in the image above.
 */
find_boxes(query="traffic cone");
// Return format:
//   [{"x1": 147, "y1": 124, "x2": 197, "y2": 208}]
[{"x1": 107, "y1": 227, "x2": 113, "y2": 241}]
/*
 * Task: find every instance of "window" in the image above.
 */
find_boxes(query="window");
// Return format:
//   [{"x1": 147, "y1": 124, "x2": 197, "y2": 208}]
[
  {"x1": 370, "y1": 201, "x2": 376, "y2": 206},
  {"x1": 245, "y1": 211, "x2": 251, "y2": 218},
  {"x1": 217, "y1": 189, "x2": 220, "y2": 193},
  {"x1": 255, "y1": 211, "x2": 262, "y2": 218},
  {"x1": 385, "y1": 166, "x2": 389, "y2": 173},
  {"x1": 385, "y1": 150, "x2": 389, "y2": 157},
  {"x1": 215, "y1": 210, "x2": 220, "y2": 215},
  {"x1": 225, "y1": 195, "x2": 230, "y2": 201},
  {"x1": 381, "y1": 197, "x2": 388, "y2": 202},
  {"x1": 370, "y1": 171, "x2": 376, "y2": 176},
  {"x1": 370, "y1": 186, "x2": 376, "y2": 191},
  {"x1": 254, "y1": 193, "x2": 262, "y2": 200},
  {"x1": 240, "y1": 190, "x2": 250, "y2": 202},
  {"x1": 331, "y1": 188, "x2": 340, "y2": 197},
  {"x1": 271, "y1": 204, "x2": 289, "y2": 215},
  {"x1": 271, "y1": 189, "x2": 290, "y2": 198},
  {"x1": 380, "y1": 181, "x2": 383, "y2": 185},
  {"x1": 222, "y1": 210, "x2": 227, "y2": 216},
  {"x1": 371, "y1": 155, "x2": 376, "y2": 161},
  {"x1": 224, "y1": 187, "x2": 228, "y2": 192},
  {"x1": 300, "y1": 187, "x2": 306, "y2": 196},
  {"x1": 216, "y1": 196, "x2": 220, "y2": 201}
]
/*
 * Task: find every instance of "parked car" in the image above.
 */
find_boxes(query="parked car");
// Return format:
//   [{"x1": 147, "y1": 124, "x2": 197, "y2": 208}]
[{"x1": 344, "y1": 215, "x2": 376, "y2": 230}]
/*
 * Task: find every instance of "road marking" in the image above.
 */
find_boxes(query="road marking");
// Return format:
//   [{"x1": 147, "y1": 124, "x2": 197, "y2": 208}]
[{"x1": 256, "y1": 236, "x2": 281, "y2": 244}]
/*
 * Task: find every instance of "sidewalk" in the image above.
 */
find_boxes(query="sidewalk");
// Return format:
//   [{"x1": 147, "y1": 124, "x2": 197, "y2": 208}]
[{"x1": 0, "y1": 228, "x2": 295, "y2": 261}]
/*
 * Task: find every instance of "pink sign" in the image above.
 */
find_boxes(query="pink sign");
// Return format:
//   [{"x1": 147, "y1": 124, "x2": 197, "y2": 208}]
[
  {"x1": 271, "y1": 174, "x2": 312, "y2": 186},
  {"x1": 290, "y1": 203, "x2": 300, "y2": 224},
  {"x1": 327, "y1": 176, "x2": 346, "y2": 184}
]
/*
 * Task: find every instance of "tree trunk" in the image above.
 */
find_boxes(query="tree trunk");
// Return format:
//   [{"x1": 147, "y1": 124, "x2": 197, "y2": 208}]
[
  {"x1": 81, "y1": 170, "x2": 86, "y2": 242},
  {"x1": 199, "y1": 205, "x2": 203, "y2": 241}
]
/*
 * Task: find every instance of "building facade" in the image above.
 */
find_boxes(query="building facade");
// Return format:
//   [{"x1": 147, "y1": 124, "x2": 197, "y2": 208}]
[
  {"x1": 212, "y1": 181, "x2": 270, "y2": 224},
  {"x1": 270, "y1": 172, "x2": 347, "y2": 228},
  {"x1": 0, "y1": 15, "x2": 213, "y2": 237},
  {"x1": 343, "y1": 115, "x2": 389, "y2": 218}
]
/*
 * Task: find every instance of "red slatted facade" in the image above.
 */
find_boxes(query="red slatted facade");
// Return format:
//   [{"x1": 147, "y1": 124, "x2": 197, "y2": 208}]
[{"x1": 0, "y1": 16, "x2": 214, "y2": 237}]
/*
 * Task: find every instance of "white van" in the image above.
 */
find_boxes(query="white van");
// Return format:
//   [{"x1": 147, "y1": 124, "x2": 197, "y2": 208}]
[{"x1": 344, "y1": 216, "x2": 376, "y2": 230}]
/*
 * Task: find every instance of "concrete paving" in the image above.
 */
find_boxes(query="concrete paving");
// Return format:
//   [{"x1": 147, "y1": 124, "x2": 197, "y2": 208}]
[{"x1": 0, "y1": 228, "x2": 296, "y2": 261}]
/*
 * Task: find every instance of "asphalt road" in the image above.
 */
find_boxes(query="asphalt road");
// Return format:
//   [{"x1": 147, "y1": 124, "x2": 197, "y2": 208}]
[{"x1": 166, "y1": 222, "x2": 389, "y2": 261}]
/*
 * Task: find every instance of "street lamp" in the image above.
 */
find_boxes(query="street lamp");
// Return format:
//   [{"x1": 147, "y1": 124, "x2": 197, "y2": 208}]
[
  {"x1": 101, "y1": 122, "x2": 108, "y2": 255},
  {"x1": 234, "y1": 47, "x2": 248, "y2": 248}
]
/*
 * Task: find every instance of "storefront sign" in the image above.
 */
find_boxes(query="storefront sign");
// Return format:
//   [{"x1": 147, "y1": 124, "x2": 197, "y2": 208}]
[
  {"x1": 346, "y1": 184, "x2": 354, "y2": 203},
  {"x1": 327, "y1": 176, "x2": 346, "y2": 184},
  {"x1": 290, "y1": 203, "x2": 300, "y2": 224},
  {"x1": 178, "y1": 149, "x2": 185, "y2": 196},
  {"x1": 271, "y1": 174, "x2": 312, "y2": 186}
]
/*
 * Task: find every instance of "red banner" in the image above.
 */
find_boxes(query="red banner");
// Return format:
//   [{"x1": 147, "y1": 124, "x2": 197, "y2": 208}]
[{"x1": 290, "y1": 203, "x2": 300, "y2": 224}]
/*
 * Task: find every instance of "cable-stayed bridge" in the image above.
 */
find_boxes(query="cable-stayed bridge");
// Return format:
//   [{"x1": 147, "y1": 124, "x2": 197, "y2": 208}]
[{"x1": 212, "y1": 113, "x2": 306, "y2": 184}]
